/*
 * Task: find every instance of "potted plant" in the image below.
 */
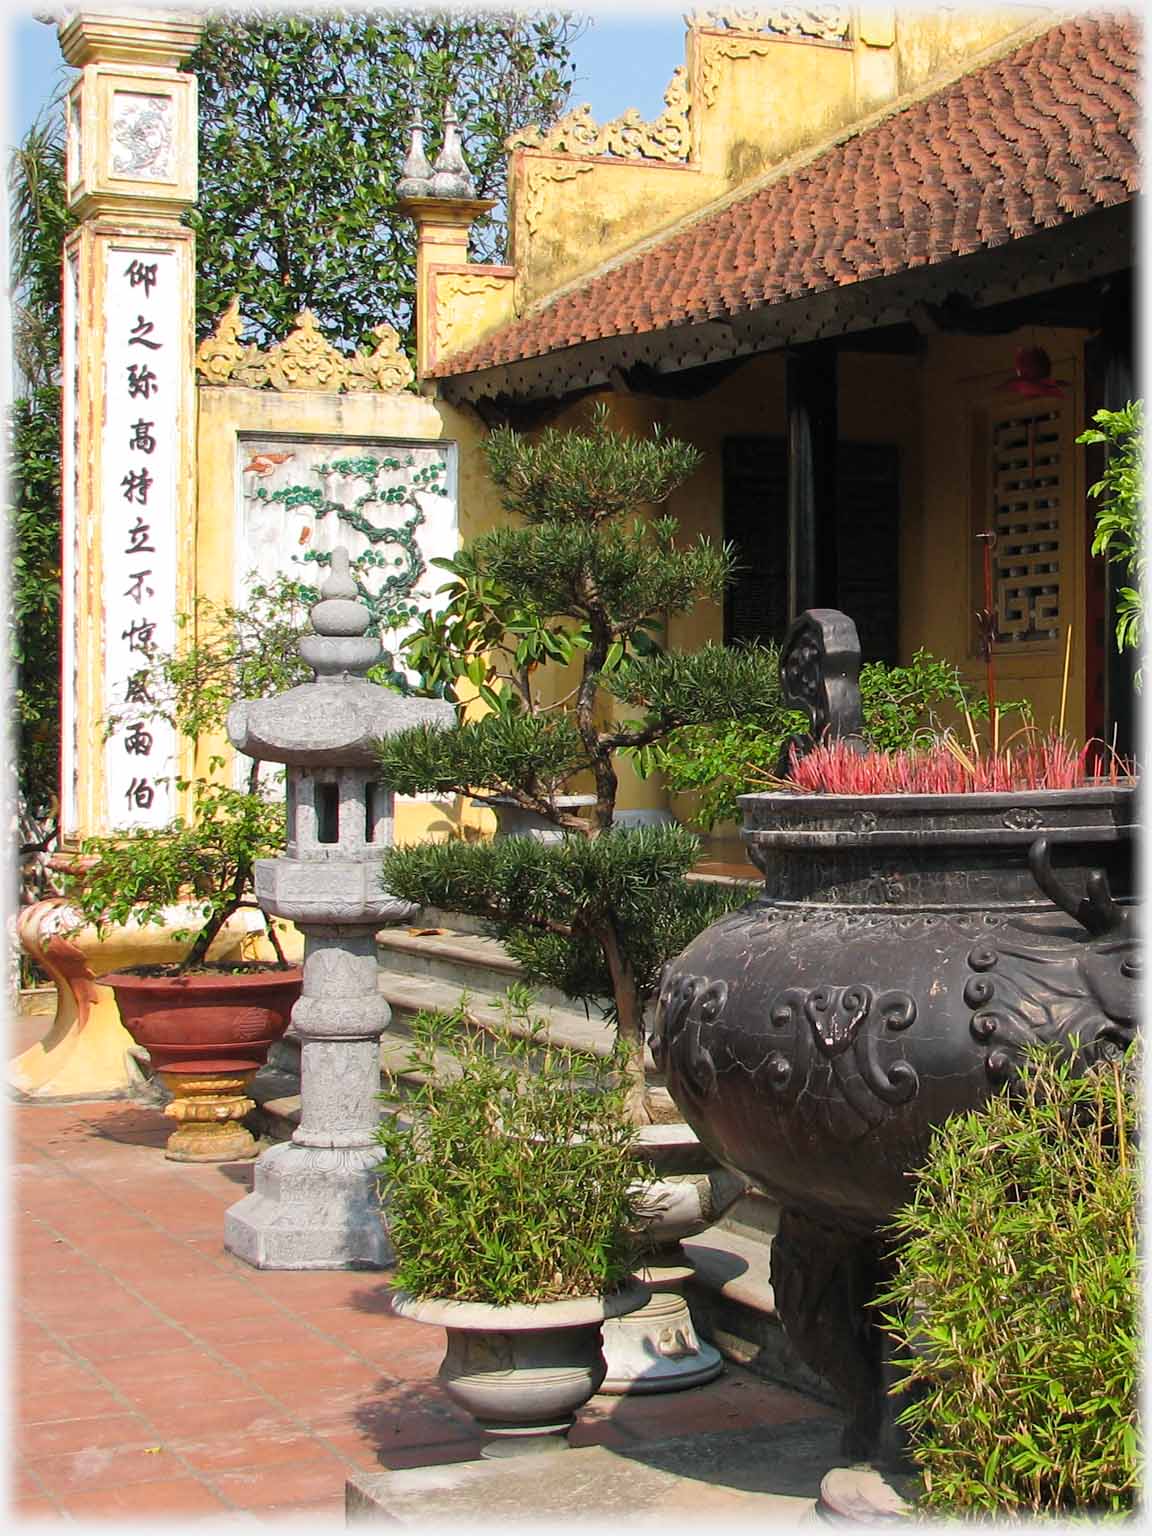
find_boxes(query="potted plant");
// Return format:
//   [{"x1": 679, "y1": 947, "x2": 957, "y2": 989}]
[
  {"x1": 56, "y1": 569, "x2": 363, "y2": 1159},
  {"x1": 873, "y1": 1044, "x2": 1137, "y2": 1521},
  {"x1": 652, "y1": 605, "x2": 1139, "y2": 1467},
  {"x1": 376, "y1": 994, "x2": 652, "y2": 1457}
]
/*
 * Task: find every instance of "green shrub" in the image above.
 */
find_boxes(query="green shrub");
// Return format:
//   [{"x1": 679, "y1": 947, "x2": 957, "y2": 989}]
[
  {"x1": 878, "y1": 1049, "x2": 1138, "y2": 1517},
  {"x1": 376, "y1": 993, "x2": 652, "y2": 1305},
  {"x1": 1078, "y1": 400, "x2": 1144, "y2": 655},
  {"x1": 643, "y1": 649, "x2": 1030, "y2": 830}
]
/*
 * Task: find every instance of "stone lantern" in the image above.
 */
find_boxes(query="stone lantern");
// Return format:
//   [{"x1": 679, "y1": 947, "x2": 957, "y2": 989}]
[{"x1": 223, "y1": 547, "x2": 453, "y2": 1269}]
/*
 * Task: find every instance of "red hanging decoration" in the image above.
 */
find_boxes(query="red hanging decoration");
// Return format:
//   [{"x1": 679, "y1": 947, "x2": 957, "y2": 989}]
[{"x1": 1000, "y1": 346, "x2": 1068, "y2": 398}]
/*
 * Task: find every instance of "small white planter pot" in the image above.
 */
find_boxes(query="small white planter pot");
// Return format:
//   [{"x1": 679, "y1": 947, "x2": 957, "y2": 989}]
[
  {"x1": 391, "y1": 1285, "x2": 648, "y2": 1457},
  {"x1": 471, "y1": 794, "x2": 595, "y2": 843}
]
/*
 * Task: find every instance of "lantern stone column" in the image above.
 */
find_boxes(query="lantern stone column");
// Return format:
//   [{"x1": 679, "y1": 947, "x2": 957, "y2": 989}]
[{"x1": 223, "y1": 549, "x2": 452, "y2": 1269}]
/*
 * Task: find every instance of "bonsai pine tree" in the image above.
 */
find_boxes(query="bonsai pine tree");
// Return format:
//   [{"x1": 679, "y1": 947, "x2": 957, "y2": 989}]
[{"x1": 376, "y1": 404, "x2": 783, "y2": 1121}]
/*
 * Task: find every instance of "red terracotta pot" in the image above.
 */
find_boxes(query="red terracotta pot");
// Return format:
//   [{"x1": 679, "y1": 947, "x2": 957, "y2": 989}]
[
  {"x1": 101, "y1": 965, "x2": 303, "y2": 1161},
  {"x1": 103, "y1": 965, "x2": 302, "y2": 1073}
]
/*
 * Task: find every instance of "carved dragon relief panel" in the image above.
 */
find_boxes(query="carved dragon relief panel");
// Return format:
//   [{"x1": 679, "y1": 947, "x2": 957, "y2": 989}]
[{"x1": 196, "y1": 300, "x2": 414, "y2": 394}]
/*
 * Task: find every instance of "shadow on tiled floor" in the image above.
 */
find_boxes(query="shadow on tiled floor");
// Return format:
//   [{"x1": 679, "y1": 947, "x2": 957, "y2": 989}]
[{"x1": 11, "y1": 1090, "x2": 839, "y2": 1523}]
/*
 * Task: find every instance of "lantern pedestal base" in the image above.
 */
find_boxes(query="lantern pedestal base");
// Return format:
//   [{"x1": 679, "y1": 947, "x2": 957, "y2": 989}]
[{"x1": 223, "y1": 1138, "x2": 390, "y2": 1270}]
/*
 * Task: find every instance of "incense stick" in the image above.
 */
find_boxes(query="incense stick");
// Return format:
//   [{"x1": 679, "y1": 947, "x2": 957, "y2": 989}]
[{"x1": 1058, "y1": 624, "x2": 1073, "y2": 737}]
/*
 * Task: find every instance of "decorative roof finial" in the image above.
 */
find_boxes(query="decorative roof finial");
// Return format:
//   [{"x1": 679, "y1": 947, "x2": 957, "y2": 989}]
[
  {"x1": 430, "y1": 108, "x2": 476, "y2": 199},
  {"x1": 396, "y1": 115, "x2": 434, "y2": 199}
]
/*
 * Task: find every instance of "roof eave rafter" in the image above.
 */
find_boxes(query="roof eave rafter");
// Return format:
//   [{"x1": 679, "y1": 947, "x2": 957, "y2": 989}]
[{"x1": 437, "y1": 200, "x2": 1135, "y2": 407}]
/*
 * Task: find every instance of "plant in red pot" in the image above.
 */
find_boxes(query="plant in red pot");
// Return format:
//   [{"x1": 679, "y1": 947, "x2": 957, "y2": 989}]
[
  {"x1": 61, "y1": 778, "x2": 301, "y2": 1160},
  {"x1": 58, "y1": 577, "x2": 319, "y2": 1160}
]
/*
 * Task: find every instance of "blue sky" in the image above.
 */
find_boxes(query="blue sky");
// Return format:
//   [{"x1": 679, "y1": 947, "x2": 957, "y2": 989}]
[{"x1": 5, "y1": 5, "x2": 691, "y2": 150}]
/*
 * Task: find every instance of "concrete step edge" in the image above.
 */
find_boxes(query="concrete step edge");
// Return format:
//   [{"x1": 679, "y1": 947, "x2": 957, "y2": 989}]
[{"x1": 377, "y1": 928, "x2": 524, "y2": 974}]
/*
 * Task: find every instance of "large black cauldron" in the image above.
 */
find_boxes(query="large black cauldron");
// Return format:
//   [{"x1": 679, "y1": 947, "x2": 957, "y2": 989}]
[{"x1": 652, "y1": 611, "x2": 1138, "y2": 1463}]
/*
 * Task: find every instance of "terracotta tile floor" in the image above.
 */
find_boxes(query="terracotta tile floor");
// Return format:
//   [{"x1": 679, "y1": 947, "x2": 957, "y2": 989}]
[{"x1": 11, "y1": 1092, "x2": 836, "y2": 1524}]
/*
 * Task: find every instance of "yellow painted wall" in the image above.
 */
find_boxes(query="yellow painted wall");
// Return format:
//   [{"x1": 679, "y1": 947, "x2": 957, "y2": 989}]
[
  {"x1": 443, "y1": 8, "x2": 1061, "y2": 352},
  {"x1": 511, "y1": 330, "x2": 1089, "y2": 834},
  {"x1": 909, "y1": 327, "x2": 1090, "y2": 739}
]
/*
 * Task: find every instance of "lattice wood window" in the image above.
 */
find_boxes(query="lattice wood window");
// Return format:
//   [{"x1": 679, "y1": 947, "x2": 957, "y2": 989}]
[{"x1": 987, "y1": 406, "x2": 1064, "y2": 647}]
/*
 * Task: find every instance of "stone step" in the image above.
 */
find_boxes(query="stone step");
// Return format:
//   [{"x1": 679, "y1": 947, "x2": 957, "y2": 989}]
[
  {"x1": 377, "y1": 917, "x2": 605, "y2": 1016},
  {"x1": 249, "y1": 967, "x2": 669, "y2": 1145}
]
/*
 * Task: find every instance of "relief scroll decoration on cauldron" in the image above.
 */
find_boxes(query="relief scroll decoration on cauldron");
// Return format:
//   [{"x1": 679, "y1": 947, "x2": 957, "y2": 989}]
[{"x1": 649, "y1": 605, "x2": 1139, "y2": 1467}]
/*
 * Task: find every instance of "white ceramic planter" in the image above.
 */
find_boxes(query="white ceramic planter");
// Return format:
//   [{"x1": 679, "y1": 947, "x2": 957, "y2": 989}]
[{"x1": 391, "y1": 1285, "x2": 648, "y2": 1457}]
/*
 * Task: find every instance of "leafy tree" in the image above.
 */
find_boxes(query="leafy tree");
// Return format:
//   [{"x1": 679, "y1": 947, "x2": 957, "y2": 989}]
[
  {"x1": 187, "y1": 8, "x2": 582, "y2": 349},
  {"x1": 10, "y1": 108, "x2": 72, "y2": 389},
  {"x1": 7, "y1": 11, "x2": 582, "y2": 819},
  {"x1": 642, "y1": 649, "x2": 1030, "y2": 830},
  {"x1": 10, "y1": 388, "x2": 63, "y2": 817},
  {"x1": 375, "y1": 406, "x2": 773, "y2": 1121},
  {"x1": 8, "y1": 103, "x2": 74, "y2": 817}
]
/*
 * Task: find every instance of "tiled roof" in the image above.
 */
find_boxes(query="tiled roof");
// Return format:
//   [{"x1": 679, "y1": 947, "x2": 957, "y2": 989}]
[{"x1": 434, "y1": 12, "x2": 1140, "y2": 382}]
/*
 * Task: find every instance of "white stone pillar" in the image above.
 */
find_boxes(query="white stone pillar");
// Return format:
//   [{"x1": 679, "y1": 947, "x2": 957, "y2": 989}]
[{"x1": 58, "y1": 8, "x2": 203, "y2": 840}]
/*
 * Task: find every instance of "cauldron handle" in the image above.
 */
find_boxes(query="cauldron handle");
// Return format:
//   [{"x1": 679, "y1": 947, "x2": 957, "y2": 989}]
[
  {"x1": 1027, "y1": 836, "x2": 1126, "y2": 937},
  {"x1": 777, "y1": 608, "x2": 869, "y2": 775}
]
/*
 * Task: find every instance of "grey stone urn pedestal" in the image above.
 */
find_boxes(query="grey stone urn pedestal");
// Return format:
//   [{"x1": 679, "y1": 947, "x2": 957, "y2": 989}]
[{"x1": 223, "y1": 548, "x2": 453, "y2": 1269}]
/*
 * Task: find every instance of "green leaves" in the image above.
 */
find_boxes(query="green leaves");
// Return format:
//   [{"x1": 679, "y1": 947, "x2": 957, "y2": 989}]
[
  {"x1": 9, "y1": 101, "x2": 74, "y2": 389},
  {"x1": 877, "y1": 1049, "x2": 1139, "y2": 1515},
  {"x1": 374, "y1": 714, "x2": 587, "y2": 801},
  {"x1": 378, "y1": 826, "x2": 754, "y2": 1011},
  {"x1": 1077, "y1": 401, "x2": 1144, "y2": 655},
  {"x1": 608, "y1": 642, "x2": 786, "y2": 731},
  {"x1": 377, "y1": 994, "x2": 650, "y2": 1305},
  {"x1": 9, "y1": 387, "x2": 63, "y2": 814},
  {"x1": 471, "y1": 516, "x2": 731, "y2": 637},
  {"x1": 484, "y1": 402, "x2": 703, "y2": 526},
  {"x1": 401, "y1": 548, "x2": 583, "y2": 715},
  {"x1": 643, "y1": 648, "x2": 1031, "y2": 830},
  {"x1": 187, "y1": 10, "x2": 582, "y2": 350},
  {"x1": 62, "y1": 778, "x2": 286, "y2": 969}
]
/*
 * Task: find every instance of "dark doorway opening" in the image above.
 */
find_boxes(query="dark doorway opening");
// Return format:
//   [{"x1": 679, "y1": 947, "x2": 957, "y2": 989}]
[{"x1": 723, "y1": 436, "x2": 901, "y2": 664}]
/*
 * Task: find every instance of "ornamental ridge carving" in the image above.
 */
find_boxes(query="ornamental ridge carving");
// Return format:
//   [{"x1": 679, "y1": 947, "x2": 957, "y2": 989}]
[
  {"x1": 522, "y1": 160, "x2": 595, "y2": 238},
  {"x1": 195, "y1": 300, "x2": 414, "y2": 394},
  {"x1": 692, "y1": 6, "x2": 851, "y2": 40},
  {"x1": 508, "y1": 66, "x2": 690, "y2": 163}
]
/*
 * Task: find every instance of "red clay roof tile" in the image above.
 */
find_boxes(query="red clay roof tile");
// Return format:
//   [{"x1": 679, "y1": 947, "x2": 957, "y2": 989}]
[{"x1": 434, "y1": 14, "x2": 1140, "y2": 381}]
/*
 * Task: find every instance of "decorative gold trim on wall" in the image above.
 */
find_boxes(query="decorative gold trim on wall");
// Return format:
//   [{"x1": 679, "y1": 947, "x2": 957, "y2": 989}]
[
  {"x1": 195, "y1": 301, "x2": 414, "y2": 393},
  {"x1": 434, "y1": 272, "x2": 515, "y2": 363},
  {"x1": 522, "y1": 160, "x2": 596, "y2": 237}
]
